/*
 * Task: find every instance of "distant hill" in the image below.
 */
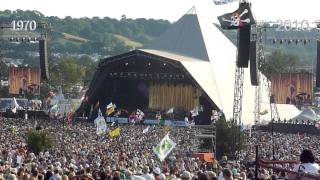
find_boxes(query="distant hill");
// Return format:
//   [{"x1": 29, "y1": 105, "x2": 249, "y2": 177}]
[
  {"x1": 0, "y1": 9, "x2": 171, "y2": 64},
  {"x1": 0, "y1": 10, "x2": 318, "y2": 69}
]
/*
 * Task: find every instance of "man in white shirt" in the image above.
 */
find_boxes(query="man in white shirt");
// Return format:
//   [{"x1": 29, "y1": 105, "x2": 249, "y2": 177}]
[{"x1": 289, "y1": 149, "x2": 320, "y2": 179}]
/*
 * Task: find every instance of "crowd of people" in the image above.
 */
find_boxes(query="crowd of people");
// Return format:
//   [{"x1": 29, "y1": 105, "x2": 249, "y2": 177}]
[{"x1": 0, "y1": 117, "x2": 320, "y2": 179}]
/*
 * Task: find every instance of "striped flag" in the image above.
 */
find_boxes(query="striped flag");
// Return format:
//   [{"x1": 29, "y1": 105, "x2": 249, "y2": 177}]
[{"x1": 106, "y1": 102, "x2": 116, "y2": 116}]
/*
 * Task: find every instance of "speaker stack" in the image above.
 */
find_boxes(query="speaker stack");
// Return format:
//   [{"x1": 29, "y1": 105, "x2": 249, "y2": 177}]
[{"x1": 39, "y1": 39, "x2": 49, "y2": 80}]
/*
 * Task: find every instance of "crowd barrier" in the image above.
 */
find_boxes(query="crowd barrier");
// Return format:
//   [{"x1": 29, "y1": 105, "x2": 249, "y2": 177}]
[
  {"x1": 253, "y1": 145, "x2": 320, "y2": 179},
  {"x1": 257, "y1": 158, "x2": 320, "y2": 179},
  {"x1": 105, "y1": 117, "x2": 188, "y2": 127},
  {"x1": 1, "y1": 109, "x2": 49, "y2": 119},
  {"x1": 256, "y1": 123, "x2": 320, "y2": 135}
]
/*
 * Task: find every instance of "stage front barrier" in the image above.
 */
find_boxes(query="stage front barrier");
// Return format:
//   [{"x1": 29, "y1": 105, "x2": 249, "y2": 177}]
[
  {"x1": 106, "y1": 117, "x2": 188, "y2": 127},
  {"x1": 257, "y1": 158, "x2": 320, "y2": 179}
]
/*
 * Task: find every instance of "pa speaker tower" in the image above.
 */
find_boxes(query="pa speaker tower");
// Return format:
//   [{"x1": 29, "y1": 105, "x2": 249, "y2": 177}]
[
  {"x1": 39, "y1": 39, "x2": 49, "y2": 80},
  {"x1": 237, "y1": 26, "x2": 251, "y2": 67},
  {"x1": 317, "y1": 40, "x2": 320, "y2": 87},
  {"x1": 250, "y1": 40, "x2": 258, "y2": 86}
]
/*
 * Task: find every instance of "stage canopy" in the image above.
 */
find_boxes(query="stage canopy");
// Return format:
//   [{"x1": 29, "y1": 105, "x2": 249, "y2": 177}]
[
  {"x1": 291, "y1": 108, "x2": 320, "y2": 122},
  {"x1": 79, "y1": 7, "x2": 298, "y2": 124}
]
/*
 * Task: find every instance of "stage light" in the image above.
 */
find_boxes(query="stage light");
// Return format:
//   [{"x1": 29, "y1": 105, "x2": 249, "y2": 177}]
[
  {"x1": 272, "y1": 39, "x2": 276, "y2": 44},
  {"x1": 163, "y1": 63, "x2": 166, "y2": 66},
  {"x1": 148, "y1": 62, "x2": 151, "y2": 66},
  {"x1": 288, "y1": 39, "x2": 292, "y2": 44},
  {"x1": 279, "y1": 39, "x2": 283, "y2": 44},
  {"x1": 295, "y1": 39, "x2": 299, "y2": 44},
  {"x1": 125, "y1": 62, "x2": 128, "y2": 66}
]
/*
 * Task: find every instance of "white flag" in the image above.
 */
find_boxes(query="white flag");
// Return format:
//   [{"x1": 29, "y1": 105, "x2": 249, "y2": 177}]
[
  {"x1": 94, "y1": 113, "x2": 107, "y2": 135},
  {"x1": 166, "y1": 107, "x2": 174, "y2": 114},
  {"x1": 136, "y1": 109, "x2": 145, "y2": 121},
  {"x1": 143, "y1": 126, "x2": 150, "y2": 134},
  {"x1": 11, "y1": 107, "x2": 17, "y2": 114},
  {"x1": 153, "y1": 134, "x2": 176, "y2": 161},
  {"x1": 190, "y1": 107, "x2": 199, "y2": 117}
]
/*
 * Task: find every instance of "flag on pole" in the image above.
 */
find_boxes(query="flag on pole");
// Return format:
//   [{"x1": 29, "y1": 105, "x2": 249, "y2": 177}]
[
  {"x1": 109, "y1": 127, "x2": 121, "y2": 138},
  {"x1": 163, "y1": 125, "x2": 170, "y2": 133},
  {"x1": 156, "y1": 111, "x2": 162, "y2": 121},
  {"x1": 11, "y1": 107, "x2": 17, "y2": 114},
  {"x1": 106, "y1": 102, "x2": 116, "y2": 116},
  {"x1": 94, "y1": 113, "x2": 107, "y2": 135},
  {"x1": 217, "y1": 2, "x2": 255, "y2": 30},
  {"x1": 136, "y1": 109, "x2": 145, "y2": 121},
  {"x1": 211, "y1": 110, "x2": 219, "y2": 121},
  {"x1": 11, "y1": 97, "x2": 21, "y2": 113},
  {"x1": 166, "y1": 107, "x2": 174, "y2": 114},
  {"x1": 190, "y1": 107, "x2": 199, "y2": 117},
  {"x1": 143, "y1": 126, "x2": 150, "y2": 134},
  {"x1": 153, "y1": 134, "x2": 176, "y2": 161}
]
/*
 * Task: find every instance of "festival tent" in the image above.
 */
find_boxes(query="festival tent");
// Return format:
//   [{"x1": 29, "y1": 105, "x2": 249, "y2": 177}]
[
  {"x1": 80, "y1": 4, "x2": 299, "y2": 124},
  {"x1": 259, "y1": 103, "x2": 301, "y2": 124},
  {"x1": 147, "y1": 8, "x2": 270, "y2": 124},
  {"x1": 291, "y1": 108, "x2": 320, "y2": 122}
]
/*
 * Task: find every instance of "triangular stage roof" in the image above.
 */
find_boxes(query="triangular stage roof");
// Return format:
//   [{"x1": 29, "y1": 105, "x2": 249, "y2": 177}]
[
  {"x1": 83, "y1": 6, "x2": 299, "y2": 124},
  {"x1": 148, "y1": 8, "x2": 209, "y2": 61},
  {"x1": 147, "y1": 7, "x2": 298, "y2": 124}
]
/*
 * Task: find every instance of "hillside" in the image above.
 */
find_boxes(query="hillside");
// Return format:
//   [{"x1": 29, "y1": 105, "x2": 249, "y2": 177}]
[
  {"x1": 0, "y1": 10, "x2": 171, "y2": 65},
  {"x1": 0, "y1": 10, "x2": 318, "y2": 69}
]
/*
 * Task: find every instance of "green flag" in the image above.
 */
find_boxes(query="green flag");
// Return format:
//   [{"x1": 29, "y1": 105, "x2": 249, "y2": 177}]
[
  {"x1": 153, "y1": 134, "x2": 176, "y2": 161},
  {"x1": 159, "y1": 119, "x2": 165, "y2": 126}
]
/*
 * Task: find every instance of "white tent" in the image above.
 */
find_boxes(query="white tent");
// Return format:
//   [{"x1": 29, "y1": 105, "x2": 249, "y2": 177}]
[
  {"x1": 145, "y1": 7, "x2": 298, "y2": 124},
  {"x1": 291, "y1": 108, "x2": 320, "y2": 122}
]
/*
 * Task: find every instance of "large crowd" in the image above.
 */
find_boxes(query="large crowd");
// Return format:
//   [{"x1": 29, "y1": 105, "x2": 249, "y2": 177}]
[{"x1": 0, "y1": 117, "x2": 320, "y2": 180}]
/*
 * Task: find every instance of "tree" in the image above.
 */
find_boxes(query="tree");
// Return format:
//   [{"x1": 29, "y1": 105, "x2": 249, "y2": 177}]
[
  {"x1": 49, "y1": 57, "x2": 85, "y2": 90},
  {"x1": 215, "y1": 117, "x2": 244, "y2": 160},
  {"x1": 26, "y1": 130, "x2": 54, "y2": 155},
  {"x1": 260, "y1": 50, "x2": 299, "y2": 78}
]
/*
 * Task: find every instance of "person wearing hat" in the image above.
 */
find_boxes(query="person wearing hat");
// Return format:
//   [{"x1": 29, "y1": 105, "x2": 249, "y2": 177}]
[{"x1": 141, "y1": 166, "x2": 154, "y2": 180}]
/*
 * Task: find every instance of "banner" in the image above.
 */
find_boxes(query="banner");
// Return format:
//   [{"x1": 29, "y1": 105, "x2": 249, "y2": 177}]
[
  {"x1": 106, "y1": 117, "x2": 128, "y2": 124},
  {"x1": 153, "y1": 134, "x2": 176, "y2": 161},
  {"x1": 9, "y1": 67, "x2": 40, "y2": 95},
  {"x1": 271, "y1": 73, "x2": 313, "y2": 104}
]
